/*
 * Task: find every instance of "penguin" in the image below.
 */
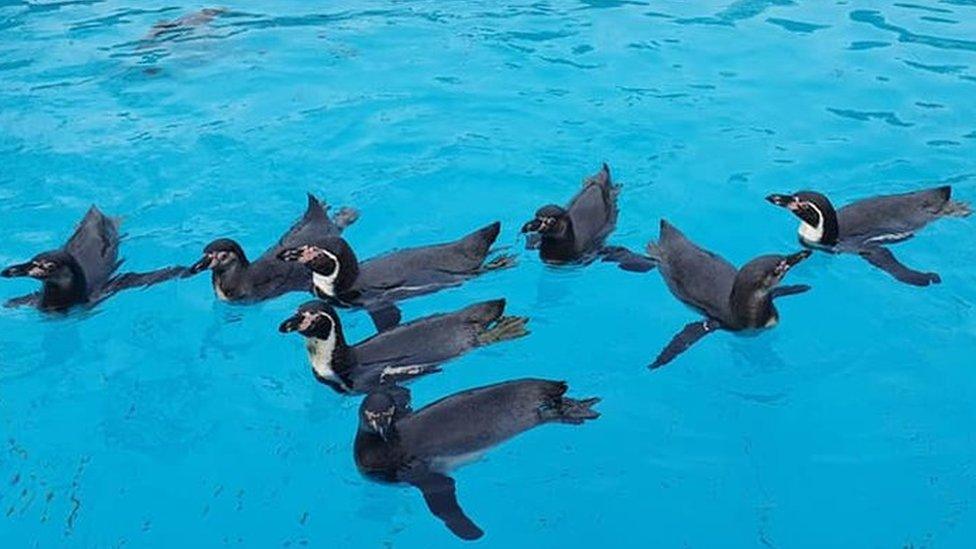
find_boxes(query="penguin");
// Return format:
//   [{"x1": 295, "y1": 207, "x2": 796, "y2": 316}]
[
  {"x1": 2, "y1": 206, "x2": 189, "y2": 312},
  {"x1": 520, "y1": 163, "x2": 656, "y2": 272},
  {"x1": 646, "y1": 220, "x2": 812, "y2": 369},
  {"x1": 766, "y1": 186, "x2": 971, "y2": 286},
  {"x1": 188, "y1": 194, "x2": 358, "y2": 303},
  {"x1": 276, "y1": 221, "x2": 515, "y2": 331},
  {"x1": 277, "y1": 299, "x2": 529, "y2": 394},
  {"x1": 355, "y1": 379, "x2": 600, "y2": 540},
  {"x1": 142, "y1": 7, "x2": 226, "y2": 42}
]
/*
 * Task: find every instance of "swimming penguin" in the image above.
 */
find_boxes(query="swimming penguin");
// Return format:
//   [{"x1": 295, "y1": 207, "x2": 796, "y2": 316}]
[
  {"x1": 142, "y1": 7, "x2": 226, "y2": 43},
  {"x1": 2, "y1": 206, "x2": 189, "y2": 312},
  {"x1": 355, "y1": 379, "x2": 600, "y2": 540},
  {"x1": 521, "y1": 163, "x2": 656, "y2": 272},
  {"x1": 188, "y1": 194, "x2": 358, "y2": 303},
  {"x1": 647, "y1": 220, "x2": 811, "y2": 368},
  {"x1": 277, "y1": 299, "x2": 529, "y2": 394},
  {"x1": 277, "y1": 222, "x2": 514, "y2": 331},
  {"x1": 766, "y1": 186, "x2": 971, "y2": 287}
]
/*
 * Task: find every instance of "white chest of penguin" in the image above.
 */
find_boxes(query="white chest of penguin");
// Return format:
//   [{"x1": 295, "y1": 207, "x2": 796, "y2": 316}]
[
  {"x1": 305, "y1": 335, "x2": 342, "y2": 383},
  {"x1": 312, "y1": 271, "x2": 337, "y2": 297},
  {"x1": 798, "y1": 221, "x2": 823, "y2": 244}
]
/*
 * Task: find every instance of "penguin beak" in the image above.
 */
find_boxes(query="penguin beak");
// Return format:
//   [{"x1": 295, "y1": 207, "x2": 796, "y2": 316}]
[
  {"x1": 278, "y1": 314, "x2": 302, "y2": 333},
  {"x1": 521, "y1": 218, "x2": 542, "y2": 233},
  {"x1": 786, "y1": 249, "x2": 812, "y2": 267},
  {"x1": 188, "y1": 254, "x2": 214, "y2": 274},
  {"x1": 1, "y1": 261, "x2": 32, "y2": 278},
  {"x1": 766, "y1": 194, "x2": 799, "y2": 210}
]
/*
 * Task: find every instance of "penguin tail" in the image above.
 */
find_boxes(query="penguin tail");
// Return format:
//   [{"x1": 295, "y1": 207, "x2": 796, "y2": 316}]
[
  {"x1": 584, "y1": 163, "x2": 612, "y2": 188},
  {"x1": 305, "y1": 193, "x2": 327, "y2": 219},
  {"x1": 465, "y1": 221, "x2": 502, "y2": 250},
  {"x1": 547, "y1": 396, "x2": 601, "y2": 425},
  {"x1": 464, "y1": 298, "x2": 506, "y2": 323}
]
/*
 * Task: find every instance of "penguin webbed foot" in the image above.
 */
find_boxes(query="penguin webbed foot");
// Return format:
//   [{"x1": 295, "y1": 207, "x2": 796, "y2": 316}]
[
  {"x1": 476, "y1": 316, "x2": 529, "y2": 345},
  {"x1": 649, "y1": 319, "x2": 720, "y2": 370},
  {"x1": 541, "y1": 396, "x2": 601, "y2": 424},
  {"x1": 598, "y1": 245, "x2": 657, "y2": 273},
  {"x1": 859, "y1": 246, "x2": 941, "y2": 287},
  {"x1": 482, "y1": 253, "x2": 517, "y2": 272},
  {"x1": 332, "y1": 206, "x2": 360, "y2": 231},
  {"x1": 401, "y1": 466, "x2": 484, "y2": 541}
]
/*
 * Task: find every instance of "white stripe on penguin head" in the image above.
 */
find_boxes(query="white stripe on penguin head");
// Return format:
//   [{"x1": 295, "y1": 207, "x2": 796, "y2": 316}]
[
  {"x1": 797, "y1": 200, "x2": 825, "y2": 244},
  {"x1": 310, "y1": 248, "x2": 341, "y2": 297}
]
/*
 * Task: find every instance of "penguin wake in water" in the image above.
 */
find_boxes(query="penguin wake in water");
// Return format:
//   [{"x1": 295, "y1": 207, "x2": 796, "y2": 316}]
[
  {"x1": 766, "y1": 186, "x2": 971, "y2": 287},
  {"x1": 355, "y1": 379, "x2": 600, "y2": 540},
  {"x1": 2, "y1": 206, "x2": 188, "y2": 312},
  {"x1": 277, "y1": 222, "x2": 515, "y2": 331},
  {"x1": 188, "y1": 194, "x2": 358, "y2": 303},
  {"x1": 521, "y1": 163, "x2": 656, "y2": 272},
  {"x1": 647, "y1": 220, "x2": 811, "y2": 369},
  {"x1": 277, "y1": 298, "x2": 529, "y2": 394}
]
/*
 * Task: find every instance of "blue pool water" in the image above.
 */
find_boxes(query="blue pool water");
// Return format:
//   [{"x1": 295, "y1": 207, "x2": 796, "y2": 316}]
[{"x1": 2, "y1": 0, "x2": 975, "y2": 546}]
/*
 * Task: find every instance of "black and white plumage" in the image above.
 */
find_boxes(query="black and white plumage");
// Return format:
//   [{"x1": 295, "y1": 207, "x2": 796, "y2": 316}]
[
  {"x1": 766, "y1": 186, "x2": 971, "y2": 287},
  {"x1": 2, "y1": 206, "x2": 189, "y2": 312},
  {"x1": 355, "y1": 379, "x2": 600, "y2": 540},
  {"x1": 277, "y1": 222, "x2": 515, "y2": 331},
  {"x1": 188, "y1": 194, "x2": 358, "y2": 302},
  {"x1": 646, "y1": 220, "x2": 812, "y2": 369},
  {"x1": 278, "y1": 299, "x2": 529, "y2": 394},
  {"x1": 520, "y1": 163, "x2": 655, "y2": 272}
]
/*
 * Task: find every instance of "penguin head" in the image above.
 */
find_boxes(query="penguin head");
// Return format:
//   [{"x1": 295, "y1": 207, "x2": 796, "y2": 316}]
[
  {"x1": 765, "y1": 191, "x2": 838, "y2": 245},
  {"x1": 277, "y1": 237, "x2": 359, "y2": 298},
  {"x1": 736, "y1": 250, "x2": 811, "y2": 292},
  {"x1": 190, "y1": 239, "x2": 248, "y2": 274},
  {"x1": 2, "y1": 250, "x2": 80, "y2": 286},
  {"x1": 522, "y1": 205, "x2": 570, "y2": 237},
  {"x1": 359, "y1": 391, "x2": 399, "y2": 441},
  {"x1": 278, "y1": 300, "x2": 340, "y2": 339},
  {"x1": 729, "y1": 250, "x2": 811, "y2": 329}
]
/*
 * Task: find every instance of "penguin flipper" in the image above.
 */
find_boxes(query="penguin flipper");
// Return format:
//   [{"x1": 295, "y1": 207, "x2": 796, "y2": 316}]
[
  {"x1": 649, "y1": 319, "x2": 720, "y2": 369},
  {"x1": 4, "y1": 292, "x2": 40, "y2": 309},
  {"x1": 770, "y1": 284, "x2": 811, "y2": 299},
  {"x1": 105, "y1": 265, "x2": 192, "y2": 293},
  {"x1": 859, "y1": 246, "x2": 941, "y2": 287},
  {"x1": 402, "y1": 467, "x2": 484, "y2": 541},
  {"x1": 367, "y1": 302, "x2": 402, "y2": 331},
  {"x1": 599, "y1": 245, "x2": 657, "y2": 272}
]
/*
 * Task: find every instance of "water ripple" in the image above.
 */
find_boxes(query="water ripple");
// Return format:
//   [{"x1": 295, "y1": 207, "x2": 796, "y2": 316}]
[
  {"x1": 826, "y1": 107, "x2": 914, "y2": 127},
  {"x1": 850, "y1": 9, "x2": 976, "y2": 52},
  {"x1": 766, "y1": 17, "x2": 830, "y2": 34},
  {"x1": 903, "y1": 59, "x2": 968, "y2": 74},
  {"x1": 676, "y1": 0, "x2": 796, "y2": 27}
]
